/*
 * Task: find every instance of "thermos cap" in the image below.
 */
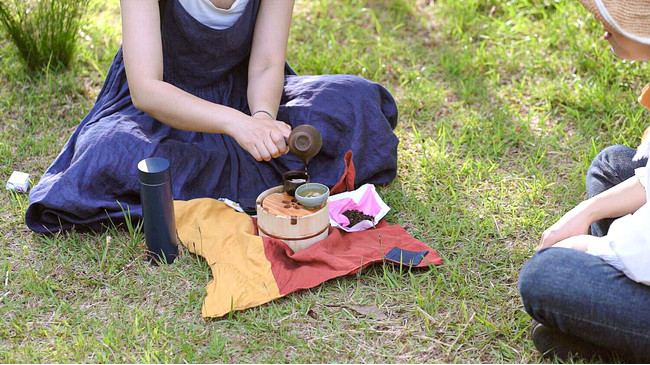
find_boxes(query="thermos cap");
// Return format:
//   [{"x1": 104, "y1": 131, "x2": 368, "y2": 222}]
[{"x1": 138, "y1": 157, "x2": 171, "y2": 185}]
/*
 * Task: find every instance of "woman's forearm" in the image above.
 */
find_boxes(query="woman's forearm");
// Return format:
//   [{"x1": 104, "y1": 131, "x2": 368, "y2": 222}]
[
  {"x1": 539, "y1": 175, "x2": 646, "y2": 249},
  {"x1": 130, "y1": 79, "x2": 247, "y2": 135},
  {"x1": 131, "y1": 78, "x2": 291, "y2": 161},
  {"x1": 583, "y1": 176, "x2": 647, "y2": 222}
]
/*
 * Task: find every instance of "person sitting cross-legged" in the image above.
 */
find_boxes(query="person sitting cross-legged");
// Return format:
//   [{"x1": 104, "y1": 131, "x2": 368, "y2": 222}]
[{"x1": 518, "y1": 0, "x2": 650, "y2": 362}]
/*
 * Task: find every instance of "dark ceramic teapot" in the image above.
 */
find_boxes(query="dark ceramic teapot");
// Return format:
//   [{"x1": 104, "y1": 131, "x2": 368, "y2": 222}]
[{"x1": 287, "y1": 124, "x2": 322, "y2": 164}]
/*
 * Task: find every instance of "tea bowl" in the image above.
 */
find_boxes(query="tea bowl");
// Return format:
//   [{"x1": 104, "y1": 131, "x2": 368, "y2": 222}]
[
  {"x1": 295, "y1": 183, "x2": 330, "y2": 209},
  {"x1": 282, "y1": 170, "x2": 309, "y2": 196}
]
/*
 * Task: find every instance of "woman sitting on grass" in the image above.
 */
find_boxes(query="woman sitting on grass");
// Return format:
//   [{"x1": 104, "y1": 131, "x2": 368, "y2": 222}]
[
  {"x1": 518, "y1": 0, "x2": 650, "y2": 361},
  {"x1": 25, "y1": 0, "x2": 400, "y2": 233}
]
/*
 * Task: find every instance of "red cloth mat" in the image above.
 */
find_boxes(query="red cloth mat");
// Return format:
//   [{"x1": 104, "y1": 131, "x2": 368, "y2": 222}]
[{"x1": 261, "y1": 221, "x2": 442, "y2": 295}]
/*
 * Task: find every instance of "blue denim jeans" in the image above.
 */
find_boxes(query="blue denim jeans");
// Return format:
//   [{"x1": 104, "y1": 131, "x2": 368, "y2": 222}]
[
  {"x1": 519, "y1": 145, "x2": 650, "y2": 362},
  {"x1": 519, "y1": 248, "x2": 650, "y2": 362},
  {"x1": 586, "y1": 144, "x2": 648, "y2": 236}
]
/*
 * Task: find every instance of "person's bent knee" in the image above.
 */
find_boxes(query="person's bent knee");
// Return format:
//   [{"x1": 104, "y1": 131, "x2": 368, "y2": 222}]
[
  {"x1": 518, "y1": 248, "x2": 579, "y2": 324},
  {"x1": 586, "y1": 144, "x2": 638, "y2": 199},
  {"x1": 519, "y1": 249, "x2": 552, "y2": 316},
  {"x1": 589, "y1": 144, "x2": 631, "y2": 169},
  {"x1": 587, "y1": 144, "x2": 636, "y2": 178}
]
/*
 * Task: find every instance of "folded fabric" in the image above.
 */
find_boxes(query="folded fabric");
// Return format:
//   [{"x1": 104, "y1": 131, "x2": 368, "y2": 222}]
[
  {"x1": 384, "y1": 247, "x2": 430, "y2": 266},
  {"x1": 174, "y1": 198, "x2": 443, "y2": 318},
  {"x1": 331, "y1": 150, "x2": 356, "y2": 194}
]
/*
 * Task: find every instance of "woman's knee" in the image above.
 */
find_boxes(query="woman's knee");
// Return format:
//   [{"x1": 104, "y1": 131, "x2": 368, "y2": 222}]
[
  {"x1": 586, "y1": 144, "x2": 638, "y2": 198},
  {"x1": 587, "y1": 144, "x2": 636, "y2": 180},
  {"x1": 518, "y1": 248, "x2": 586, "y2": 317},
  {"x1": 519, "y1": 249, "x2": 558, "y2": 311}
]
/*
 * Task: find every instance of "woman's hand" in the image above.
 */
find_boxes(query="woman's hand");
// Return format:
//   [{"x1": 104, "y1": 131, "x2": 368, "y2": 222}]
[
  {"x1": 539, "y1": 176, "x2": 646, "y2": 251},
  {"x1": 230, "y1": 114, "x2": 291, "y2": 161},
  {"x1": 539, "y1": 201, "x2": 594, "y2": 250},
  {"x1": 551, "y1": 234, "x2": 601, "y2": 252}
]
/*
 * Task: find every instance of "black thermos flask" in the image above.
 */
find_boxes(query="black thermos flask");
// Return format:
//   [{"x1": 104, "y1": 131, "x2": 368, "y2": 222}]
[{"x1": 138, "y1": 157, "x2": 178, "y2": 264}]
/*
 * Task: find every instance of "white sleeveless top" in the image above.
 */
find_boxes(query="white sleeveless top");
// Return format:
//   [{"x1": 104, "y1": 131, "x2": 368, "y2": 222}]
[{"x1": 177, "y1": 0, "x2": 249, "y2": 29}]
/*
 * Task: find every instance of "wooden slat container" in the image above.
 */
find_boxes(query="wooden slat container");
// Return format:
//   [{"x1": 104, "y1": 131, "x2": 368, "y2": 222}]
[{"x1": 256, "y1": 186, "x2": 329, "y2": 252}]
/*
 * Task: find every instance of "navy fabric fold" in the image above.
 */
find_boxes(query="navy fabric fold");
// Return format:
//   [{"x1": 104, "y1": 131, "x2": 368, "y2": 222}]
[
  {"x1": 25, "y1": 0, "x2": 399, "y2": 233},
  {"x1": 384, "y1": 247, "x2": 429, "y2": 266}
]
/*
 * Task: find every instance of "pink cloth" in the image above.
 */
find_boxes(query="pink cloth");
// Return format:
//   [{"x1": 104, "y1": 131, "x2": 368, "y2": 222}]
[{"x1": 330, "y1": 186, "x2": 383, "y2": 227}]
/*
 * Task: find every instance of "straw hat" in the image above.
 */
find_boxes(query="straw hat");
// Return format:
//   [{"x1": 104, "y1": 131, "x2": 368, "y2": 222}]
[{"x1": 577, "y1": 0, "x2": 650, "y2": 45}]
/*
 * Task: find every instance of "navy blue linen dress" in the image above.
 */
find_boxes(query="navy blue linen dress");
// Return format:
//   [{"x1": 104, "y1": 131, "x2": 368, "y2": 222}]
[{"x1": 25, "y1": 0, "x2": 399, "y2": 233}]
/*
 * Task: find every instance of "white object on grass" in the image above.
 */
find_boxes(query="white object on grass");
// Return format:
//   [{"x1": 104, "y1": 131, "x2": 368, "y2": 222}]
[
  {"x1": 217, "y1": 197, "x2": 244, "y2": 213},
  {"x1": 6, "y1": 171, "x2": 30, "y2": 193}
]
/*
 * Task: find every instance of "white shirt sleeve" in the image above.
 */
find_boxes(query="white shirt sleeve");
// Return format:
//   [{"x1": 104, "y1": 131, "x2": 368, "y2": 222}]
[
  {"x1": 586, "y1": 237, "x2": 625, "y2": 272},
  {"x1": 635, "y1": 165, "x2": 648, "y2": 189},
  {"x1": 604, "y1": 203, "x2": 650, "y2": 285},
  {"x1": 587, "y1": 161, "x2": 650, "y2": 285}
]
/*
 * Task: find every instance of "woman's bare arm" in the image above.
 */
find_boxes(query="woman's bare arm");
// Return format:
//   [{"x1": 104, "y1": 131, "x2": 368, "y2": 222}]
[
  {"x1": 120, "y1": 0, "x2": 290, "y2": 161},
  {"x1": 247, "y1": 0, "x2": 294, "y2": 120},
  {"x1": 539, "y1": 176, "x2": 647, "y2": 249}
]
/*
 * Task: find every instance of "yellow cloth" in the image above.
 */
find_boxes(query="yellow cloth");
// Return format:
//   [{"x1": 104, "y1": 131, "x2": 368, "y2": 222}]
[{"x1": 174, "y1": 198, "x2": 282, "y2": 318}]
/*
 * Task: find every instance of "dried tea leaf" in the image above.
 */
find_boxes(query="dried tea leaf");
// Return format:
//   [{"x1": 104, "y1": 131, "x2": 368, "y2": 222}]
[{"x1": 342, "y1": 209, "x2": 375, "y2": 227}]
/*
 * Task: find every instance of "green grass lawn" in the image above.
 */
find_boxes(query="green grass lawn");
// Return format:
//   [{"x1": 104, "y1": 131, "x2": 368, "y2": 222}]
[{"x1": 1, "y1": 0, "x2": 648, "y2": 362}]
